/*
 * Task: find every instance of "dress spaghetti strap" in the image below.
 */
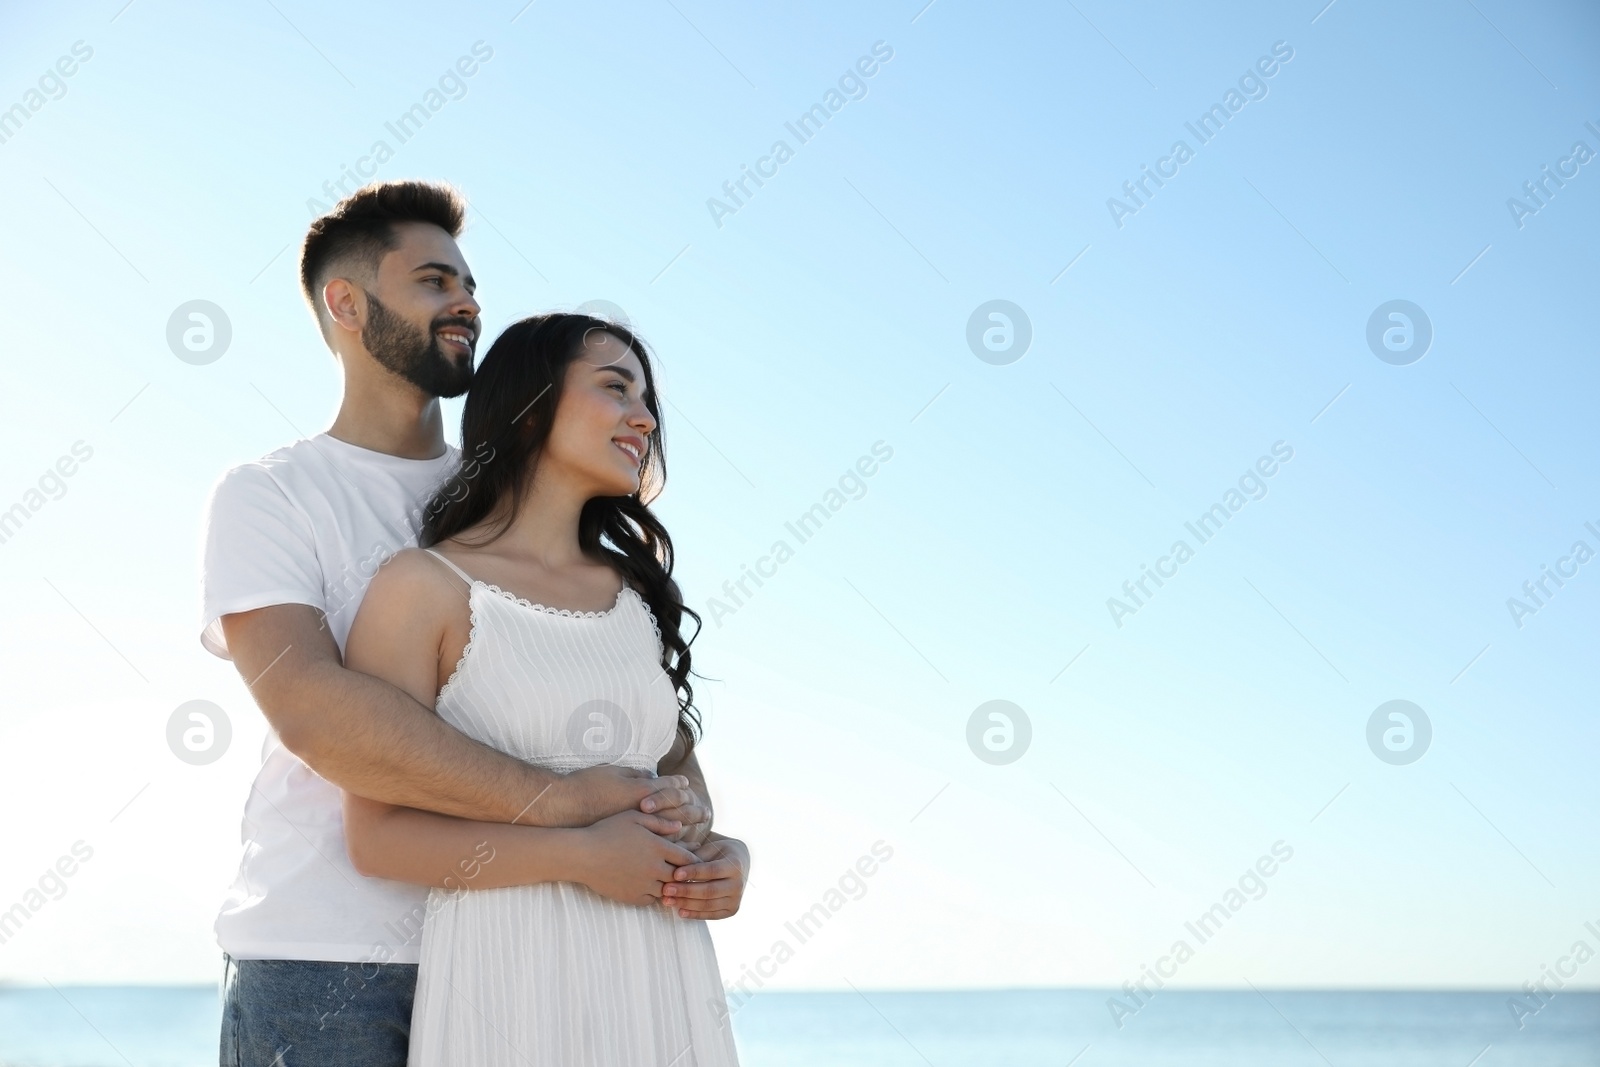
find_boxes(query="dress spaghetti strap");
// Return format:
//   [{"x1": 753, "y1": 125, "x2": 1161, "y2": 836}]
[{"x1": 421, "y1": 548, "x2": 476, "y2": 587}]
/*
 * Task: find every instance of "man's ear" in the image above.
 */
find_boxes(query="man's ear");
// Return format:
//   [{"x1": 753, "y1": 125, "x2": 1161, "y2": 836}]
[{"x1": 322, "y1": 276, "x2": 364, "y2": 336}]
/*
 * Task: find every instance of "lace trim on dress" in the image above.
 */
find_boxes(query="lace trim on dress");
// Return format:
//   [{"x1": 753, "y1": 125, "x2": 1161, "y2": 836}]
[
  {"x1": 436, "y1": 582, "x2": 647, "y2": 706},
  {"x1": 476, "y1": 579, "x2": 629, "y2": 619},
  {"x1": 632, "y1": 589, "x2": 665, "y2": 659},
  {"x1": 436, "y1": 587, "x2": 483, "y2": 707}
]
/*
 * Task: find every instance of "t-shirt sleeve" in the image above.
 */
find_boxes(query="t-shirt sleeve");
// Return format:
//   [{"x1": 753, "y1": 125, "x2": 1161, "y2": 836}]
[{"x1": 199, "y1": 463, "x2": 323, "y2": 660}]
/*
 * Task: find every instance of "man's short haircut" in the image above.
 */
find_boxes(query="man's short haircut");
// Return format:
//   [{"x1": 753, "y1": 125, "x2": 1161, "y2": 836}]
[{"x1": 299, "y1": 180, "x2": 467, "y2": 335}]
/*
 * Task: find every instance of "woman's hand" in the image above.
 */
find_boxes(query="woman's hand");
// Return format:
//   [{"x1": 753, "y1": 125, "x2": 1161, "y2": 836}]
[
  {"x1": 575, "y1": 810, "x2": 699, "y2": 906},
  {"x1": 661, "y1": 835, "x2": 749, "y2": 920}
]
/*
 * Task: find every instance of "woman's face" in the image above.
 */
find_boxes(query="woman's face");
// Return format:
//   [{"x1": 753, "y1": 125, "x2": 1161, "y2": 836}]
[{"x1": 542, "y1": 329, "x2": 657, "y2": 497}]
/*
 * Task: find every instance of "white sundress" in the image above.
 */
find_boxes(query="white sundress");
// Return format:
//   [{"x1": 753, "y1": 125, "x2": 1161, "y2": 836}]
[{"x1": 405, "y1": 549, "x2": 740, "y2": 1066}]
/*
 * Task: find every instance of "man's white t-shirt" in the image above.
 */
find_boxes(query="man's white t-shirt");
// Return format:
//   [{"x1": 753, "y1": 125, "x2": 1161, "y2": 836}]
[{"x1": 200, "y1": 432, "x2": 459, "y2": 964}]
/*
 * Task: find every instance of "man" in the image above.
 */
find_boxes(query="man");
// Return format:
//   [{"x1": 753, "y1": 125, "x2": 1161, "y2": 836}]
[{"x1": 202, "y1": 180, "x2": 748, "y2": 1065}]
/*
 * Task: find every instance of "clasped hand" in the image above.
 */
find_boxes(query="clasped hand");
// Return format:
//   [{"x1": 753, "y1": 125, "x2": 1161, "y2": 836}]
[{"x1": 567, "y1": 769, "x2": 747, "y2": 920}]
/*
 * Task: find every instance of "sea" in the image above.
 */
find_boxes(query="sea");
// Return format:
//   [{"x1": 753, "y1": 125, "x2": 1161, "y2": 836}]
[{"x1": 0, "y1": 987, "x2": 1594, "y2": 1065}]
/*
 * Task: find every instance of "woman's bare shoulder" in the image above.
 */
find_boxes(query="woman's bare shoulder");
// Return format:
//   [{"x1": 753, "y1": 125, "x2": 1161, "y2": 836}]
[
  {"x1": 368, "y1": 547, "x2": 468, "y2": 598},
  {"x1": 353, "y1": 548, "x2": 471, "y2": 640},
  {"x1": 346, "y1": 549, "x2": 466, "y2": 700}
]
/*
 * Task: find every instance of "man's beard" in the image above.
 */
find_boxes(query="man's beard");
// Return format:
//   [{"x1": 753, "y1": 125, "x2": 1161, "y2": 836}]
[{"x1": 361, "y1": 291, "x2": 474, "y2": 398}]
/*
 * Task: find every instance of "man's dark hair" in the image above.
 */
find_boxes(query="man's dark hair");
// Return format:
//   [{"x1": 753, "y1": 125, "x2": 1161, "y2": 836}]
[{"x1": 299, "y1": 180, "x2": 467, "y2": 336}]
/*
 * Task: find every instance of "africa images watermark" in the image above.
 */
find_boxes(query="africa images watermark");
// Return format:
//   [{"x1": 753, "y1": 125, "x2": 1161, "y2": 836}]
[
  {"x1": 1106, "y1": 441, "x2": 1295, "y2": 628},
  {"x1": 1107, "y1": 840, "x2": 1296, "y2": 1029},
  {"x1": 319, "y1": 840, "x2": 498, "y2": 1030},
  {"x1": 0, "y1": 440, "x2": 95, "y2": 548},
  {"x1": 710, "y1": 839, "x2": 896, "y2": 1025},
  {"x1": 1106, "y1": 40, "x2": 1295, "y2": 229},
  {"x1": 704, "y1": 440, "x2": 894, "y2": 627},
  {"x1": 1505, "y1": 519, "x2": 1600, "y2": 630},
  {"x1": 706, "y1": 41, "x2": 896, "y2": 229},
  {"x1": 0, "y1": 840, "x2": 95, "y2": 948},
  {"x1": 321, "y1": 440, "x2": 497, "y2": 625},
  {"x1": 1507, "y1": 918, "x2": 1600, "y2": 1031},
  {"x1": 1506, "y1": 118, "x2": 1600, "y2": 230},
  {"x1": 0, "y1": 40, "x2": 94, "y2": 149},
  {"x1": 304, "y1": 41, "x2": 495, "y2": 215}
]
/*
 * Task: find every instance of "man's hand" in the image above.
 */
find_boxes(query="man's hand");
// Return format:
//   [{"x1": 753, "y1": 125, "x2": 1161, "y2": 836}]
[
  {"x1": 552, "y1": 766, "x2": 702, "y2": 830},
  {"x1": 654, "y1": 741, "x2": 714, "y2": 848},
  {"x1": 661, "y1": 835, "x2": 748, "y2": 920},
  {"x1": 643, "y1": 778, "x2": 712, "y2": 848}
]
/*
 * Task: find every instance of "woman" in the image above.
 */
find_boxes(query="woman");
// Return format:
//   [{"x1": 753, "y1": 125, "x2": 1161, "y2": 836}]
[{"x1": 340, "y1": 313, "x2": 743, "y2": 1065}]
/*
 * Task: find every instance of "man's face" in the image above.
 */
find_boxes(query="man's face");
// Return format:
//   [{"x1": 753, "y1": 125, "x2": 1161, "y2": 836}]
[{"x1": 360, "y1": 222, "x2": 481, "y2": 398}]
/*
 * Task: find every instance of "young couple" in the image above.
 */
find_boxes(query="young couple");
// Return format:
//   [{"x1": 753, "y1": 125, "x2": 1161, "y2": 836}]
[{"x1": 200, "y1": 179, "x2": 746, "y2": 1065}]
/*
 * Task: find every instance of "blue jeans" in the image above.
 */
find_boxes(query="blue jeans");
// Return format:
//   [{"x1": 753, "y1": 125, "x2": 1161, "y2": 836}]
[{"x1": 219, "y1": 953, "x2": 418, "y2": 1066}]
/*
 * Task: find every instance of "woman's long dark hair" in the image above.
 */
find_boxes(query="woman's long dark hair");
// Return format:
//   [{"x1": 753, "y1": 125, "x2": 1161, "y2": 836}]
[{"x1": 419, "y1": 313, "x2": 703, "y2": 756}]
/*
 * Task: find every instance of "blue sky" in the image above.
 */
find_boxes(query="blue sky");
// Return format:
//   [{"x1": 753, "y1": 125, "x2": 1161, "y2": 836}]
[{"x1": 0, "y1": 0, "x2": 1596, "y2": 991}]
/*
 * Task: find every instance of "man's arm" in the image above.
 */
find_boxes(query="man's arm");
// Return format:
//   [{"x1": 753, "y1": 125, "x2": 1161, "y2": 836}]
[
  {"x1": 221, "y1": 603, "x2": 702, "y2": 827},
  {"x1": 343, "y1": 793, "x2": 700, "y2": 905}
]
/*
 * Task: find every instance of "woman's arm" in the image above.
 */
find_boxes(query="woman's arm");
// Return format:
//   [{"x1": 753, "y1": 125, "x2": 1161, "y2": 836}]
[
  {"x1": 343, "y1": 793, "x2": 693, "y2": 902},
  {"x1": 343, "y1": 794, "x2": 573, "y2": 888}
]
